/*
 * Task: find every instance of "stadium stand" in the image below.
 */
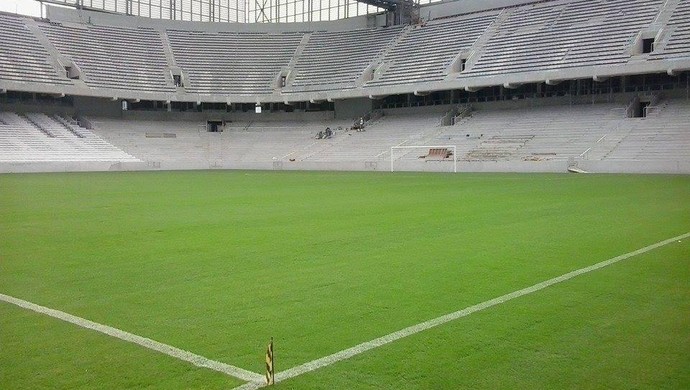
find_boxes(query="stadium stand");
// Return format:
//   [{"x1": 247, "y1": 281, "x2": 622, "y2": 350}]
[
  {"x1": 90, "y1": 112, "x2": 441, "y2": 165},
  {"x1": 652, "y1": 0, "x2": 690, "y2": 59},
  {"x1": 2, "y1": 96, "x2": 689, "y2": 172},
  {"x1": 0, "y1": 0, "x2": 688, "y2": 173},
  {"x1": 89, "y1": 117, "x2": 353, "y2": 167},
  {"x1": 445, "y1": 104, "x2": 621, "y2": 161},
  {"x1": 297, "y1": 113, "x2": 441, "y2": 162},
  {"x1": 89, "y1": 118, "x2": 214, "y2": 167},
  {"x1": 166, "y1": 30, "x2": 303, "y2": 94},
  {"x1": 38, "y1": 22, "x2": 174, "y2": 92},
  {"x1": 462, "y1": 0, "x2": 664, "y2": 77},
  {"x1": 221, "y1": 120, "x2": 354, "y2": 163},
  {"x1": 604, "y1": 99, "x2": 690, "y2": 161},
  {"x1": 359, "y1": 101, "x2": 690, "y2": 170},
  {"x1": 367, "y1": 12, "x2": 500, "y2": 86},
  {"x1": 0, "y1": 0, "x2": 687, "y2": 97},
  {"x1": 0, "y1": 112, "x2": 139, "y2": 162},
  {"x1": 0, "y1": 14, "x2": 72, "y2": 86},
  {"x1": 289, "y1": 26, "x2": 404, "y2": 91}
]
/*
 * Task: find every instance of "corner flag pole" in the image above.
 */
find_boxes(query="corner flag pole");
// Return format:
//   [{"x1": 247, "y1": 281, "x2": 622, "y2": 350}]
[{"x1": 265, "y1": 337, "x2": 275, "y2": 385}]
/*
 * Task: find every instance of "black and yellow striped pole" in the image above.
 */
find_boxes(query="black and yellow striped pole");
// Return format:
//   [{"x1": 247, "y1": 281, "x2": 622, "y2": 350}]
[{"x1": 265, "y1": 337, "x2": 275, "y2": 385}]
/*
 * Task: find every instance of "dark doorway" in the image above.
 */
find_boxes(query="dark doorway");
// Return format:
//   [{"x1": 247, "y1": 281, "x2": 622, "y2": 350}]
[
  {"x1": 642, "y1": 38, "x2": 655, "y2": 54},
  {"x1": 633, "y1": 101, "x2": 651, "y2": 118},
  {"x1": 207, "y1": 120, "x2": 224, "y2": 132}
]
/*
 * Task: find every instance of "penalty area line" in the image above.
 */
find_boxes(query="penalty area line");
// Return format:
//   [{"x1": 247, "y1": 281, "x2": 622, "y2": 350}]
[
  {"x1": 0, "y1": 293, "x2": 263, "y2": 383},
  {"x1": 233, "y1": 231, "x2": 690, "y2": 390}
]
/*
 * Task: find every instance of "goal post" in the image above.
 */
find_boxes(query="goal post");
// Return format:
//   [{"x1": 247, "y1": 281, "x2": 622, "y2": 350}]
[{"x1": 390, "y1": 145, "x2": 457, "y2": 173}]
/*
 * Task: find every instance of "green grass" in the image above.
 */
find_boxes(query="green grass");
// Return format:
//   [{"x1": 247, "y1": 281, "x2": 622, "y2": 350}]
[{"x1": 0, "y1": 171, "x2": 688, "y2": 389}]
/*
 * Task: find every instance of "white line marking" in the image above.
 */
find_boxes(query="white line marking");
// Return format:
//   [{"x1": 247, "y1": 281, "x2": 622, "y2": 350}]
[
  {"x1": 233, "y1": 231, "x2": 690, "y2": 390},
  {"x1": 0, "y1": 294, "x2": 263, "y2": 383}
]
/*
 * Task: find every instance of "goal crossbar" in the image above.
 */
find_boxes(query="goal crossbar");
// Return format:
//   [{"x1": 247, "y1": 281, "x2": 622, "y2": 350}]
[{"x1": 390, "y1": 145, "x2": 457, "y2": 173}]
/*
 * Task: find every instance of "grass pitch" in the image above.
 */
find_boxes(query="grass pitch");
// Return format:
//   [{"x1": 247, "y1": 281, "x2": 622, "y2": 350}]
[{"x1": 0, "y1": 171, "x2": 688, "y2": 389}]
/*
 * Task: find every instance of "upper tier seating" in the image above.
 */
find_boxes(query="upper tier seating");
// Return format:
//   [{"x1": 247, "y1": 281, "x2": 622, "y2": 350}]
[
  {"x1": 167, "y1": 30, "x2": 303, "y2": 94},
  {"x1": 367, "y1": 12, "x2": 499, "y2": 87},
  {"x1": 289, "y1": 26, "x2": 404, "y2": 91},
  {"x1": 463, "y1": 0, "x2": 663, "y2": 77},
  {"x1": 1, "y1": 0, "x2": 687, "y2": 96},
  {"x1": 0, "y1": 14, "x2": 71, "y2": 86},
  {"x1": 39, "y1": 22, "x2": 174, "y2": 92},
  {"x1": 652, "y1": 0, "x2": 690, "y2": 59}
]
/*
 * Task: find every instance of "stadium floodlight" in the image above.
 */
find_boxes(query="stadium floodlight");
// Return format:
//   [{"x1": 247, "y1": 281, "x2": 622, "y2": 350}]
[{"x1": 390, "y1": 145, "x2": 457, "y2": 173}]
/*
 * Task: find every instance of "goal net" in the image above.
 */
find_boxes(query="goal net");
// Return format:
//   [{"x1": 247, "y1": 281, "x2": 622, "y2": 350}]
[{"x1": 390, "y1": 145, "x2": 457, "y2": 173}]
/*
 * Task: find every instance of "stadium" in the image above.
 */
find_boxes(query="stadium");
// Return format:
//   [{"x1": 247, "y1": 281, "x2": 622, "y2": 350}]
[{"x1": 0, "y1": 0, "x2": 689, "y2": 389}]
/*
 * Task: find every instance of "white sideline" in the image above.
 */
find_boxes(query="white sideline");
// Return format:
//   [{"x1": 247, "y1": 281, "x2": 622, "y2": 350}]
[
  {"x1": 0, "y1": 293, "x2": 263, "y2": 383},
  {"x1": 233, "y1": 232, "x2": 690, "y2": 390}
]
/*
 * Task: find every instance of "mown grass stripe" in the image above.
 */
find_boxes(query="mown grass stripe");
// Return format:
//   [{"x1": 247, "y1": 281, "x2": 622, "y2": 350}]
[{"x1": 233, "y1": 232, "x2": 689, "y2": 389}]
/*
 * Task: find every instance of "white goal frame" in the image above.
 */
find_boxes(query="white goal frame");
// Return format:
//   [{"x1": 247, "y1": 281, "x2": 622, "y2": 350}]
[{"x1": 390, "y1": 145, "x2": 457, "y2": 173}]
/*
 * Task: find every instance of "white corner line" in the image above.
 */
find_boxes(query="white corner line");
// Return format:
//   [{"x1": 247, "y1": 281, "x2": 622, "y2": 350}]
[
  {"x1": 0, "y1": 293, "x2": 264, "y2": 383},
  {"x1": 233, "y1": 231, "x2": 690, "y2": 390}
]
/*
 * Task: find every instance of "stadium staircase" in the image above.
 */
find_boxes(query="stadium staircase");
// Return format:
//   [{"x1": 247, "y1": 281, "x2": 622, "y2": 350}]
[
  {"x1": 360, "y1": 25, "x2": 414, "y2": 86},
  {"x1": 283, "y1": 33, "x2": 312, "y2": 89},
  {"x1": 451, "y1": 8, "x2": 511, "y2": 76},
  {"x1": 650, "y1": 0, "x2": 690, "y2": 58}
]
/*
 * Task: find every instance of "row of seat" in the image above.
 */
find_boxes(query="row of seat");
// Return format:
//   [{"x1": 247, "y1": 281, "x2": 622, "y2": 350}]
[
  {"x1": 290, "y1": 26, "x2": 404, "y2": 91},
  {"x1": 367, "y1": 13, "x2": 499, "y2": 86},
  {"x1": 39, "y1": 23, "x2": 175, "y2": 92},
  {"x1": 167, "y1": 30, "x2": 303, "y2": 94},
  {"x1": 464, "y1": 0, "x2": 663, "y2": 77},
  {"x1": 0, "y1": 112, "x2": 140, "y2": 162},
  {"x1": 0, "y1": 14, "x2": 72, "y2": 85},
  {"x1": 652, "y1": 0, "x2": 690, "y2": 58},
  {"x1": 72, "y1": 100, "x2": 690, "y2": 166}
]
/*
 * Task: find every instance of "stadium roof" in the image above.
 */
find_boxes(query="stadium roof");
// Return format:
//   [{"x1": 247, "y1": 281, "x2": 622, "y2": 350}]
[
  {"x1": 29, "y1": 0, "x2": 396, "y2": 23},
  {"x1": 355, "y1": 0, "x2": 416, "y2": 11}
]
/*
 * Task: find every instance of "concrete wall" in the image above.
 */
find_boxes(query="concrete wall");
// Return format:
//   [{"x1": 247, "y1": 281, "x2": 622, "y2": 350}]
[
  {"x1": 0, "y1": 102, "x2": 76, "y2": 116},
  {"x1": 334, "y1": 97, "x2": 373, "y2": 120},
  {"x1": 576, "y1": 160, "x2": 690, "y2": 174},
  {"x1": 73, "y1": 96, "x2": 123, "y2": 117},
  {"x1": 120, "y1": 109, "x2": 335, "y2": 122},
  {"x1": 4, "y1": 159, "x2": 689, "y2": 174}
]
